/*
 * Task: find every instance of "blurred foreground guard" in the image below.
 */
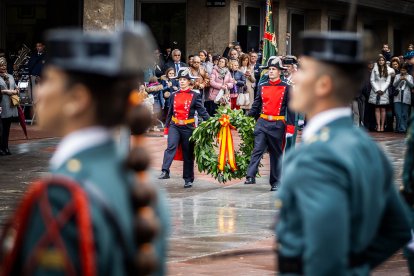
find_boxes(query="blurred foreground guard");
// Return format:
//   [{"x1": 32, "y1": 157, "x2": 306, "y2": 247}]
[
  {"x1": 402, "y1": 113, "x2": 414, "y2": 274},
  {"x1": 276, "y1": 31, "x2": 411, "y2": 275},
  {"x1": 0, "y1": 26, "x2": 169, "y2": 276}
]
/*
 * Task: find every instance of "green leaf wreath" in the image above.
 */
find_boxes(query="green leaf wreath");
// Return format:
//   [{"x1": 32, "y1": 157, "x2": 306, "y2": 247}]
[{"x1": 190, "y1": 107, "x2": 256, "y2": 183}]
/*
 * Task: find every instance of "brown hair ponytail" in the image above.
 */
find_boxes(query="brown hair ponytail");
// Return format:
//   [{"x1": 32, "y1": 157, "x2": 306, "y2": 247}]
[{"x1": 125, "y1": 91, "x2": 161, "y2": 275}]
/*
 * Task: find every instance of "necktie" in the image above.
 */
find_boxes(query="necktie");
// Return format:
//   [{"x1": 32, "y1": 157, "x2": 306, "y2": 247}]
[{"x1": 175, "y1": 63, "x2": 179, "y2": 73}]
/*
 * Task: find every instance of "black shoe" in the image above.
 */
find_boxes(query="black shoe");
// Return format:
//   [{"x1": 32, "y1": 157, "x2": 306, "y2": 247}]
[
  {"x1": 270, "y1": 183, "x2": 279, "y2": 191},
  {"x1": 0, "y1": 150, "x2": 5, "y2": 156},
  {"x1": 244, "y1": 177, "x2": 256, "y2": 185},
  {"x1": 184, "y1": 181, "x2": 193, "y2": 188},
  {"x1": 4, "y1": 148, "x2": 11, "y2": 155},
  {"x1": 158, "y1": 171, "x2": 170, "y2": 179}
]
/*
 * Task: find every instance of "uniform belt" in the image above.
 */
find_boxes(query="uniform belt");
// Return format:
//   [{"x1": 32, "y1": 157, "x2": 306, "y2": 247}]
[
  {"x1": 278, "y1": 253, "x2": 367, "y2": 274},
  {"x1": 172, "y1": 116, "x2": 195, "y2": 125},
  {"x1": 260, "y1": 114, "x2": 285, "y2": 121}
]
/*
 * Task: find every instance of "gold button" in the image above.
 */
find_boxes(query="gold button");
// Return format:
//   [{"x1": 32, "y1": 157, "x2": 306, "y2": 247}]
[
  {"x1": 67, "y1": 159, "x2": 82, "y2": 173},
  {"x1": 274, "y1": 199, "x2": 283, "y2": 209}
]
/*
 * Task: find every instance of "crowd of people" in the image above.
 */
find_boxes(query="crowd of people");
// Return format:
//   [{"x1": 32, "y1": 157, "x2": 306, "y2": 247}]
[
  {"x1": 358, "y1": 43, "x2": 414, "y2": 133},
  {"x1": 141, "y1": 41, "x2": 414, "y2": 136},
  {"x1": 141, "y1": 42, "x2": 274, "y2": 121}
]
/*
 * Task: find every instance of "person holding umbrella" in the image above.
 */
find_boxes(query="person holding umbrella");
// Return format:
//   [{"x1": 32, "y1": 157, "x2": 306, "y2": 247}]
[{"x1": 0, "y1": 57, "x2": 19, "y2": 155}]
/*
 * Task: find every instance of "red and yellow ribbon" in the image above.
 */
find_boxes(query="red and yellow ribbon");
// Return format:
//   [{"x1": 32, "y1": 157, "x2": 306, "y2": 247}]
[{"x1": 217, "y1": 114, "x2": 238, "y2": 172}]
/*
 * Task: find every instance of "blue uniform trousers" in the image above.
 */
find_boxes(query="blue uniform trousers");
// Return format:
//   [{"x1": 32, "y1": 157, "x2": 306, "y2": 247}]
[
  {"x1": 247, "y1": 119, "x2": 285, "y2": 185},
  {"x1": 162, "y1": 124, "x2": 195, "y2": 182}
]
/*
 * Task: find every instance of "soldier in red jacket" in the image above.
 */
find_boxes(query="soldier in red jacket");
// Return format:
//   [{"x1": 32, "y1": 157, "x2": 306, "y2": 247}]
[
  {"x1": 245, "y1": 56, "x2": 295, "y2": 191},
  {"x1": 159, "y1": 68, "x2": 210, "y2": 188}
]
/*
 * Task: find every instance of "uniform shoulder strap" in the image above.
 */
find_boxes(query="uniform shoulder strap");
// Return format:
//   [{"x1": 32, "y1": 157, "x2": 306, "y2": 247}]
[{"x1": 0, "y1": 177, "x2": 96, "y2": 276}]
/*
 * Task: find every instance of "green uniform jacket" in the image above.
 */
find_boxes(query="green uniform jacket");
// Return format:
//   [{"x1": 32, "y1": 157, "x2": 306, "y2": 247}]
[
  {"x1": 18, "y1": 140, "x2": 169, "y2": 275},
  {"x1": 276, "y1": 117, "x2": 411, "y2": 275}
]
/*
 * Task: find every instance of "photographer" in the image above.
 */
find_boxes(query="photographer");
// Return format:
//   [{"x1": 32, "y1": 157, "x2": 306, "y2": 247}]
[{"x1": 393, "y1": 63, "x2": 414, "y2": 133}]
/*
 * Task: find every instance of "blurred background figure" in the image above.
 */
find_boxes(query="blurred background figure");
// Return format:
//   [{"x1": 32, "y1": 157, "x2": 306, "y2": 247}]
[{"x1": 0, "y1": 57, "x2": 19, "y2": 155}]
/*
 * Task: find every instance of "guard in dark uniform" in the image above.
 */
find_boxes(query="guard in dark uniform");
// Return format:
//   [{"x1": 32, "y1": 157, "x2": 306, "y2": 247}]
[
  {"x1": 0, "y1": 27, "x2": 168, "y2": 276},
  {"x1": 282, "y1": 55, "x2": 300, "y2": 151},
  {"x1": 244, "y1": 56, "x2": 295, "y2": 191},
  {"x1": 276, "y1": 31, "x2": 411, "y2": 275},
  {"x1": 159, "y1": 68, "x2": 210, "y2": 188}
]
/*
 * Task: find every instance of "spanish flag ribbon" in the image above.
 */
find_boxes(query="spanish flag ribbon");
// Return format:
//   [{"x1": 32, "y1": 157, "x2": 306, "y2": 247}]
[{"x1": 217, "y1": 114, "x2": 238, "y2": 172}]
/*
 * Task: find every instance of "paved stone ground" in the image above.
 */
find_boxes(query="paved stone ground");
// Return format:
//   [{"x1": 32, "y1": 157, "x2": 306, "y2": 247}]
[{"x1": 0, "y1": 123, "x2": 410, "y2": 275}]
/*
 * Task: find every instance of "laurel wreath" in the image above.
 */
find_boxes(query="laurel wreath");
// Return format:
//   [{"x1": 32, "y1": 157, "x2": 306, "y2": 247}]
[{"x1": 190, "y1": 107, "x2": 256, "y2": 183}]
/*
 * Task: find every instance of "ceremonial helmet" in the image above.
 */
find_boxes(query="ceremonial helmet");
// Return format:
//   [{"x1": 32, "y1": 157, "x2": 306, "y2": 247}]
[
  {"x1": 260, "y1": 56, "x2": 287, "y2": 70},
  {"x1": 174, "y1": 67, "x2": 199, "y2": 80}
]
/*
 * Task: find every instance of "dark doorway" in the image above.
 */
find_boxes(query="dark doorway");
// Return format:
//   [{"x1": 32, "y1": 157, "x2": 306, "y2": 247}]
[
  {"x1": 290, "y1": 13, "x2": 305, "y2": 56},
  {"x1": 394, "y1": 28, "x2": 402, "y2": 56},
  {"x1": 2, "y1": 0, "x2": 83, "y2": 55},
  {"x1": 330, "y1": 18, "x2": 345, "y2": 31},
  {"x1": 140, "y1": 3, "x2": 186, "y2": 58},
  {"x1": 245, "y1": 6, "x2": 260, "y2": 27}
]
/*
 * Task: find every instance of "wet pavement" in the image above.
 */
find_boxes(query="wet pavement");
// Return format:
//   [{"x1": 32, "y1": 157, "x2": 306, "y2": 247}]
[{"x1": 0, "y1": 124, "x2": 410, "y2": 275}]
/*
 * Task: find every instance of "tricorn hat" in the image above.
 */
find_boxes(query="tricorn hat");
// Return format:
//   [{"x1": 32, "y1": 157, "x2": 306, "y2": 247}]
[
  {"x1": 45, "y1": 24, "x2": 155, "y2": 77},
  {"x1": 260, "y1": 56, "x2": 287, "y2": 70},
  {"x1": 173, "y1": 67, "x2": 199, "y2": 80},
  {"x1": 300, "y1": 31, "x2": 364, "y2": 65}
]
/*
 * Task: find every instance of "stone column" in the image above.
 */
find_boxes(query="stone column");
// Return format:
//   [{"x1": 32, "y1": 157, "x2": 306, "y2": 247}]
[
  {"x1": 83, "y1": 0, "x2": 125, "y2": 31},
  {"x1": 186, "y1": 0, "x2": 234, "y2": 55},
  {"x1": 0, "y1": 0, "x2": 5, "y2": 48},
  {"x1": 386, "y1": 18, "x2": 394, "y2": 50},
  {"x1": 356, "y1": 14, "x2": 364, "y2": 33},
  {"x1": 277, "y1": 0, "x2": 288, "y2": 56}
]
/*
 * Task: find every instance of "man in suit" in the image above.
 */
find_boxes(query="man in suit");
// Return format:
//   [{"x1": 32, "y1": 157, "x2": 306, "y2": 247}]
[
  {"x1": 28, "y1": 42, "x2": 47, "y2": 77},
  {"x1": 276, "y1": 31, "x2": 411, "y2": 275},
  {"x1": 164, "y1": 49, "x2": 187, "y2": 73}
]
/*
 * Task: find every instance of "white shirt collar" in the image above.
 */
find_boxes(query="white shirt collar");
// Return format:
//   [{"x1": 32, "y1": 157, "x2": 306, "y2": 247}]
[
  {"x1": 50, "y1": 127, "x2": 112, "y2": 170},
  {"x1": 302, "y1": 107, "x2": 352, "y2": 142}
]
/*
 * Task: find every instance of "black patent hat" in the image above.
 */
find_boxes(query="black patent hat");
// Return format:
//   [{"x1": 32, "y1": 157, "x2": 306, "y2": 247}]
[
  {"x1": 45, "y1": 24, "x2": 155, "y2": 77},
  {"x1": 300, "y1": 31, "x2": 364, "y2": 65}
]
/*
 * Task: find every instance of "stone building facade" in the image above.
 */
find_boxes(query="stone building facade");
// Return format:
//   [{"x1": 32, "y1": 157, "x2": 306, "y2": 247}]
[{"x1": 1, "y1": 0, "x2": 414, "y2": 60}]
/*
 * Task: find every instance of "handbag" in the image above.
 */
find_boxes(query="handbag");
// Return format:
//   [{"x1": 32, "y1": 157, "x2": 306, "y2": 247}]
[
  {"x1": 214, "y1": 89, "x2": 224, "y2": 104},
  {"x1": 10, "y1": 94, "x2": 20, "y2": 106},
  {"x1": 236, "y1": 93, "x2": 246, "y2": 106},
  {"x1": 236, "y1": 91, "x2": 251, "y2": 106}
]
